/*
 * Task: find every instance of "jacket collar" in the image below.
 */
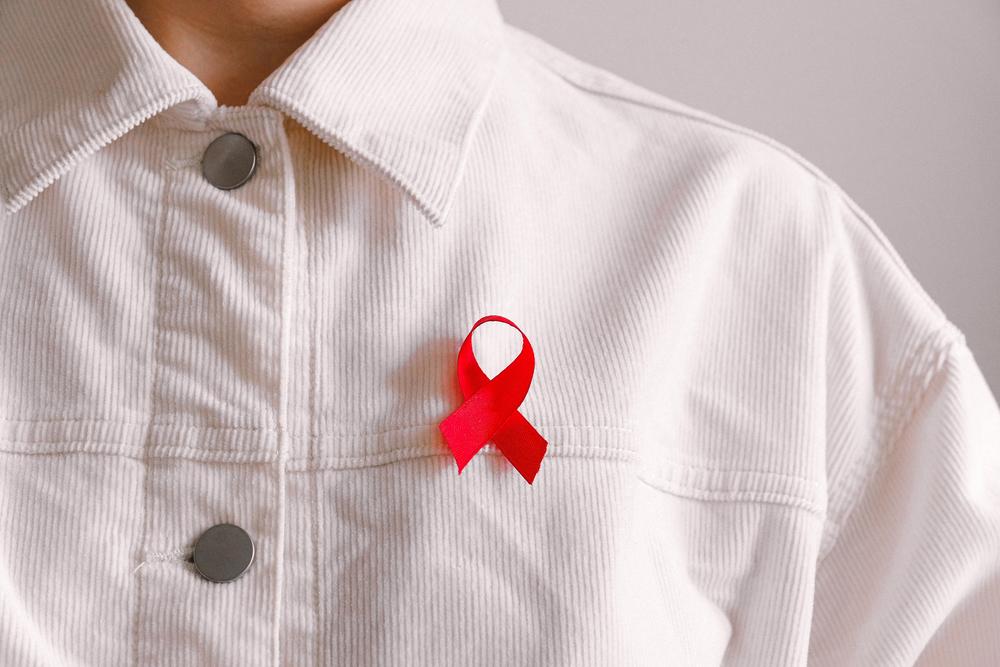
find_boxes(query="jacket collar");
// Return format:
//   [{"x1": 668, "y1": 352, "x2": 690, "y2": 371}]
[{"x1": 0, "y1": 0, "x2": 507, "y2": 226}]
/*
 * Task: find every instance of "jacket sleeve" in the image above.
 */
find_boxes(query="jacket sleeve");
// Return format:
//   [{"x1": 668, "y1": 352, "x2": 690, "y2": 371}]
[{"x1": 807, "y1": 188, "x2": 1000, "y2": 665}]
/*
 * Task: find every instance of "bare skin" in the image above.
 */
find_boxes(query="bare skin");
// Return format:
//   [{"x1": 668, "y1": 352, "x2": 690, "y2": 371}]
[{"x1": 124, "y1": 0, "x2": 351, "y2": 106}]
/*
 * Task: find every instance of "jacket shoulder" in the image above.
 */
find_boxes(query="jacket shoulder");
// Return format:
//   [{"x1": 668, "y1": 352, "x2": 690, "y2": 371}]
[
  {"x1": 503, "y1": 23, "x2": 954, "y2": 335},
  {"x1": 504, "y1": 24, "x2": 851, "y2": 194}
]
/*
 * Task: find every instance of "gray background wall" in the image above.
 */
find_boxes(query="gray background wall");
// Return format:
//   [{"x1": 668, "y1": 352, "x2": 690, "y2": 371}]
[{"x1": 499, "y1": 0, "x2": 1000, "y2": 395}]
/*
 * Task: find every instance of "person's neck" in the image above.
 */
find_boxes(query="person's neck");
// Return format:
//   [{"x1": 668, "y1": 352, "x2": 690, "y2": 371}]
[{"x1": 125, "y1": 0, "x2": 351, "y2": 107}]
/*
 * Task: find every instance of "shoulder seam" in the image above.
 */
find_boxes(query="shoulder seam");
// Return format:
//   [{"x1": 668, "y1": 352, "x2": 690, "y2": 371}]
[
  {"x1": 825, "y1": 180, "x2": 951, "y2": 325},
  {"x1": 505, "y1": 24, "x2": 950, "y2": 329},
  {"x1": 504, "y1": 25, "x2": 847, "y2": 190}
]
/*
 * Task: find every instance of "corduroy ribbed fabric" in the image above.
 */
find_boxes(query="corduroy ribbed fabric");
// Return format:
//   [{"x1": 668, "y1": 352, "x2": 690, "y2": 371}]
[{"x1": 1, "y1": 0, "x2": 998, "y2": 665}]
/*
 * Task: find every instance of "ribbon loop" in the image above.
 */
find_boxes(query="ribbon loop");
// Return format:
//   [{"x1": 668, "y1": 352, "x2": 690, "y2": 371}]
[{"x1": 438, "y1": 315, "x2": 548, "y2": 483}]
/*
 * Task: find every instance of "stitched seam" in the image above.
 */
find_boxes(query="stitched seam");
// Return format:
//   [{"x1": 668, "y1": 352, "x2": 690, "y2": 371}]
[
  {"x1": 307, "y1": 124, "x2": 324, "y2": 667},
  {"x1": 0, "y1": 417, "x2": 638, "y2": 437},
  {"x1": 638, "y1": 460, "x2": 820, "y2": 485},
  {"x1": 636, "y1": 473, "x2": 825, "y2": 517},
  {"x1": 0, "y1": 416, "x2": 267, "y2": 427},
  {"x1": 271, "y1": 109, "x2": 296, "y2": 667},
  {"x1": 0, "y1": 434, "x2": 817, "y2": 482},
  {"x1": 509, "y1": 25, "x2": 947, "y2": 324},
  {"x1": 0, "y1": 443, "x2": 822, "y2": 508},
  {"x1": 297, "y1": 444, "x2": 639, "y2": 470},
  {"x1": 0, "y1": 426, "x2": 822, "y2": 487},
  {"x1": 0, "y1": 442, "x2": 823, "y2": 509},
  {"x1": 818, "y1": 325, "x2": 964, "y2": 564},
  {"x1": 0, "y1": 440, "x2": 267, "y2": 453},
  {"x1": 0, "y1": 420, "x2": 633, "y2": 438},
  {"x1": 0, "y1": 441, "x2": 637, "y2": 472},
  {"x1": 130, "y1": 136, "x2": 173, "y2": 667}
]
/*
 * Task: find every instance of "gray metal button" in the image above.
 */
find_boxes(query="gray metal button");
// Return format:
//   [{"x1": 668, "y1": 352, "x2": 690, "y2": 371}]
[
  {"x1": 193, "y1": 523, "x2": 255, "y2": 583},
  {"x1": 201, "y1": 132, "x2": 258, "y2": 190}
]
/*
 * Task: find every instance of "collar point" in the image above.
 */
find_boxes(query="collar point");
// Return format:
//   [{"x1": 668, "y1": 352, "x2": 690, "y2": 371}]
[
  {"x1": 409, "y1": 182, "x2": 461, "y2": 229},
  {"x1": 1, "y1": 182, "x2": 36, "y2": 218},
  {"x1": 416, "y1": 198, "x2": 450, "y2": 229}
]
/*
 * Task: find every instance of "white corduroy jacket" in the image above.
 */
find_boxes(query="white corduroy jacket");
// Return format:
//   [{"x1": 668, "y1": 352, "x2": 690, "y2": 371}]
[{"x1": 1, "y1": 0, "x2": 999, "y2": 665}]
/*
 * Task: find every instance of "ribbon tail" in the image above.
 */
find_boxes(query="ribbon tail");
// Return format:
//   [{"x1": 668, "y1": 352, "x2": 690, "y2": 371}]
[
  {"x1": 492, "y1": 411, "x2": 548, "y2": 484},
  {"x1": 438, "y1": 408, "x2": 493, "y2": 473}
]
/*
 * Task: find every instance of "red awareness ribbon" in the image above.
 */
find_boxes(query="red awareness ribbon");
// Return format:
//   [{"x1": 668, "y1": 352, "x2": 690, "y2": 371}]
[{"x1": 438, "y1": 315, "x2": 548, "y2": 484}]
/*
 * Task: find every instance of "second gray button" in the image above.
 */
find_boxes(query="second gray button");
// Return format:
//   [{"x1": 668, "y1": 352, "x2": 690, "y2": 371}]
[
  {"x1": 192, "y1": 523, "x2": 255, "y2": 583},
  {"x1": 201, "y1": 132, "x2": 258, "y2": 190}
]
